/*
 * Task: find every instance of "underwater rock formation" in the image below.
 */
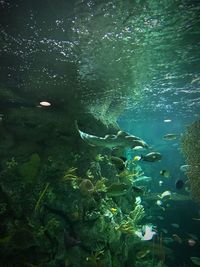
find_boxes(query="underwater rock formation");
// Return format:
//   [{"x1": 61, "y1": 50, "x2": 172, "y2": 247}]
[{"x1": 181, "y1": 119, "x2": 200, "y2": 202}]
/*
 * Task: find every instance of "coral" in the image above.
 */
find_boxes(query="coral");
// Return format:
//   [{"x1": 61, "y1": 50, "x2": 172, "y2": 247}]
[{"x1": 181, "y1": 119, "x2": 200, "y2": 202}]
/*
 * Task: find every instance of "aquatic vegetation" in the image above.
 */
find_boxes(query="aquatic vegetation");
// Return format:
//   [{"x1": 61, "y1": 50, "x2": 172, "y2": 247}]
[
  {"x1": 18, "y1": 153, "x2": 41, "y2": 182},
  {"x1": 115, "y1": 203, "x2": 145, "y2": 235},
  {"x1": 129, "y1": 204, "x2": 145, "y2": 224},
  {"x1": 6, "y1": 157, "x2": 18, "y2": 169},
  {"x1": 62, "y1": 167, "x2": 81, "y2": 189},
  {"x1": 34, "y1": 182, "x2": 50, "y2": 213},
  {"x1": 63, "y1": 167, "x2": 78, "y2": 180},
  {"x1": 181, "y1": 119, "x2": 200, "y2": 202},
  {"x1": 117, "y1": 168, "x2": 144, "y2": 182},
  {"x1": 93, "y1": 177, "x2": 107, "y2": 193},
  {"x1": 86, "y1": 169, "x2": 95, "y2": 179},
  {"x1": 86, "y1": 250, "x2": 105, "y2": 267},
  {"x1": 95, "y1": 154, "x2": 104, "y2": 162}
]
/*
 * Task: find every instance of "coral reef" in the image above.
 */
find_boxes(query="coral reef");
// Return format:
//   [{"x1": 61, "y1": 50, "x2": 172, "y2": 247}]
[{"x1": 181, "y1": 119, "x2": 200, "y2": 202}]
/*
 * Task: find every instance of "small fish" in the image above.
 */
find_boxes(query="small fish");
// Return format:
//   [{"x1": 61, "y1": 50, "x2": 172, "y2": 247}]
[
  {"x1": 106, "y1": 183, "x2": 129, "y2": 197},
  {"x1": 136, "y1": 248, "x2": 150, "y2": 259},
  {"x1": 133, "y1": 176, "x2": 152, "y2": 183},
  {"x1": 160, "y1": 170, "x2": 170, "y2": 178},
  {"x1": 188, "y1": 239, "x2": 196, "y2": 247},
  {"x1": 133, "y1": 152, "x2": 162, "y2": 162},
  {"x1": 171, "y1": 223, "x2": 180, "y2": 228},
  {"x1": 172, "y1": 234, "x2": 182, "y2": 244},
  {"x1": 162, "y1": 229, "x2": 168, "y2": 234},
  {"x1": 190, "y1": 257, "x2": 200, "y2": 266},
  {"x1": 164, "y1": 119, "x2": 172, "y2": 123},
  {"x1": 192, "y1": 218, "x2": 200, "y2": 221},
  {"x1": 110, "y1": 156, "x2": 126, "y2": 172},
  {"x1": 156, "y1": 200, "x2": 163, "y2": 206},
  {"x1": 159, "y1": 180, "x2": 164, "y2": 186},
  {"x1": 187, "y1": 233, "x2": 199, "y2": 240},
  {"x1": 133, "y1": 155, "x2": 142, "y2": 161},
  {"x1": 163, "y1": 133, "x2": 179, "y2": 140},
  {"x1": 160, "y1": 190, "x2": 172, "y2": 200},
  {"x1": 175, "y1": 179, "x2": 184, "y2": 190},
  {"x1": 132, "y1": 185, "x2": 144, "y2": 195},
  {"x1": 180, "y1": 164, "x2": 190, "y2": 173},
  {"x1": 132, "y1": 146, "x2": 146, "y2": 151},
  {"x1": 109, "y1": 208, "x2": 117, "y2": 214}
]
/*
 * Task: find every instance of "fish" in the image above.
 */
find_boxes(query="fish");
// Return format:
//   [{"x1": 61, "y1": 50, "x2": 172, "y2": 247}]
[
  {"x1": 76, "y1": 122, "x2": 149, "y2": 149},
  {"x1": 110, "y1": 156, "x2": 126, "y2": 172},
  {"x1": 190, "y1": 257, "x2": 200, "y2": 266},
  {"x1": 171, "y1": 223, "x2": 180, "y2": 228},
  {"x1": 163, "y1": 133, "x2": 179, "y2": 140},
  {"x1": 188, "y1": 239, "x2": 196, "y2": 247},
  {"x1": 175, "y1": 179, "x2": 185, "y2": 190},
  {"x1": 159, "y1": 180, "x2": 164, "y2": 186},
  {"x1": 132, "y1": 185, "x2": 144, "y2": 195},
  {"x1": 133, "y1": 176, "x2": 152, "y2": 183},
  {"x1": 187, "y1": 233, "x2": 199, "y2": 240},
  {"x1": 160, "y1": 170, "x2": 170, "y2": 178},
  {"x1": 172, "y1": 234, "x2": 182, "y2": 244},
  {"x1": 164, "y1": 119, "x2": 172, "y2": 123},
  {"x1": 109, "y1": 208, "x2": 117, "y2": 214},
  {"x1": 106, "y1": 183, "x2": 130, "y2": 197},
  {"x1": 144, "y1": 192, "x2": 191, "y2": 201},
  {"x1": 180, "y1": 164, "x2": 190, "y2": 173},
  {"x1": 159, "y1": 190, "x2": 172, "y2": 200},
  {"x1": 192, "y1": 218, "x2": 200, "y2": 221},
  {"x1": 136, "y1": 248, "x2": 150, "y2": 259},
  {"x1": 106, "y1": 183, "x2": 143, "y2": 197},
  {"x1": 162, "y1": 229, "x2": 169, "y2": 234},
  {"x1": 133, "y1": 152, "x2": 162, "y2": 162}
]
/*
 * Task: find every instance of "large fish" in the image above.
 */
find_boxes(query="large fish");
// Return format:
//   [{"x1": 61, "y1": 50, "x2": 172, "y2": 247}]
[{"x1": 76, "y1": 122, "x2": 149, "y2": 149}]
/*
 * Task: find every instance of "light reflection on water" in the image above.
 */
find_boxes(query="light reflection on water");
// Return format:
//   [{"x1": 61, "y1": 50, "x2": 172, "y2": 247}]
[{"x1": 0, "y1": 0, "x2": 200, "y2": 121}]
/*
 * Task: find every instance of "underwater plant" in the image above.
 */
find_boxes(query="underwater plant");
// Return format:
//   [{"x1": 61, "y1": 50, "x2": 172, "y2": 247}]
[
  {"x1": 129, "y1": 203, "x2": 145, "y2": 224},
  {"x1": 115, "y1": 202, "x2": 145, "y2": 235},
  {"x1": 62, "y1": 167, "x2": 81, "y2": 189},
  {"x1": 18, "y1": 153, "x2": 41, "y2": 182},
  {"x1": 93, "y1": 177, "x2": 108, "y2": 193},
  {"x1": 86, "y1": 250, "x2": 104, "y2": 267},
  {"x1": 95, "y1": 154, "x2": 104, "y2": 162},
  {"x1": 181, "y1": 119, "x2": 200, "y2": 202},
  {"x1": 34, "y1": 182, "x2": 50, "y2": 213}
]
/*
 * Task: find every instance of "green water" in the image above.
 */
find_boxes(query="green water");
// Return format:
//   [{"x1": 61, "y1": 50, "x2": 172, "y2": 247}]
[{"x1": 0, "y1": 0, "x2": 200, "y2": 266}]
